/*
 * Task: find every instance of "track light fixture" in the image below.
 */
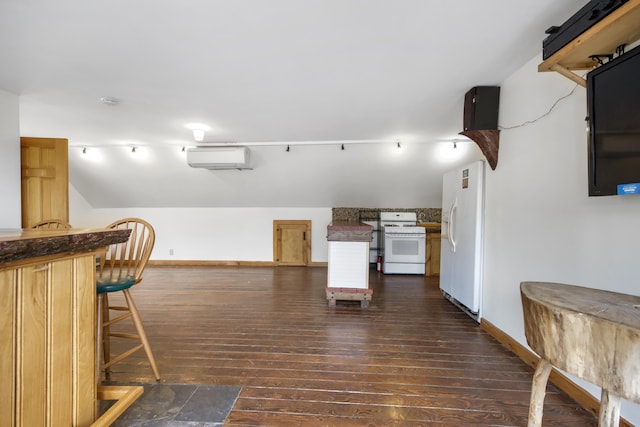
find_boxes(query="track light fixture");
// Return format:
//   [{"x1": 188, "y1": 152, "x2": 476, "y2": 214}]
[
  {"x1": 397, "y1": 142, "x2": 401, "y2": 149},
  {"x1": 453, "y1": 141, "x2": 458, "y2": 149},
  {"x1": 286, "y1": 145, "x2": 290, "y2": 152},
  {"x1": 341, "y1": 144, "x2": 345, "y2": 151},
  {"x1": 129, "y1": 146, "x2": 141, "y2": 158},
  {"x1": 82, "y1": 147, "x2": 87, "y2": 155}
]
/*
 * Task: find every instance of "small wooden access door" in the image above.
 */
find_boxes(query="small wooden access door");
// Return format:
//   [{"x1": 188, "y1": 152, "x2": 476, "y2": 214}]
[
  {"x1": 20, "y1": 137, "x2": 69, "y2": 228},
  {"x1": 273, "y1": 220, "x2": 311, "y2": 266}
]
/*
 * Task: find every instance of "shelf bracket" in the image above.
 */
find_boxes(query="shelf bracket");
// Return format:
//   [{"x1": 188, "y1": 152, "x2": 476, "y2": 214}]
[{"x1": 459, "y1": 129, "x2": 500, "y2": 170}]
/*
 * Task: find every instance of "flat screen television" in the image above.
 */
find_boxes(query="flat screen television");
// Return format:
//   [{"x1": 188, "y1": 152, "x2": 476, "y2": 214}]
[{"x1": 587, "y1": 44, "x2": 640, "y2": 196}]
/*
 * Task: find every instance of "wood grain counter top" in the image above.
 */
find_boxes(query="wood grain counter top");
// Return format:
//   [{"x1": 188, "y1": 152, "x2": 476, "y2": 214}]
[
  {"x1": 327, "y1": 221, "x2": 373, "y2": 242},
  {"x1": 0, "y1": 228, "x2": 131, "y2": 264}
]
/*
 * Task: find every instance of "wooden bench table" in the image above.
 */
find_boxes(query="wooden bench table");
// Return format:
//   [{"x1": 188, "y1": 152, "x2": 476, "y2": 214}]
[{"x1": 521, "y1": 281, "x2": 640, "y2": 427}]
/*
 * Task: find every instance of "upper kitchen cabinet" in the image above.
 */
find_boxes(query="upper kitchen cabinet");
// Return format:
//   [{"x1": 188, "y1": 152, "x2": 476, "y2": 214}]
[
  {"x1": 20, "y1": 137, "x2": 69, "y2": 228},
  {"x1": 538, "y1": 0, "x2": 640, "y2": 86}
]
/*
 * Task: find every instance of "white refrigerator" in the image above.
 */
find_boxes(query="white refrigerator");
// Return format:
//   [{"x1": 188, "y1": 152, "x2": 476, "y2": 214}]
[{"x1": 440, "y1": 160, "x2": 485, "y2": 321}]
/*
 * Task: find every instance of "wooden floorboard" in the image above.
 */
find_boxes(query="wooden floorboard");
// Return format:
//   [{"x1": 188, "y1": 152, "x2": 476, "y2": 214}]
[{"x1": 103, "y1": 266, "x2": 597, "y2": 426}]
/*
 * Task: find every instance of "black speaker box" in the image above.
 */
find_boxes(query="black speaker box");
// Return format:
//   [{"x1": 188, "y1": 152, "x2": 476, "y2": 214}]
[
  {"x1": 542, "y1": 0, "x2": 627, "y2": 60},
  {"x1": 463, "y1": 86, "x2": 500, "y2": 131}
]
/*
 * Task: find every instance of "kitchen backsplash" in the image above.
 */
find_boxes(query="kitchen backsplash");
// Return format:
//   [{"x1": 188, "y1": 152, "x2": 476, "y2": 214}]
[{"x1": 332, "y1": 207, "x2": 441, "y2": 223}]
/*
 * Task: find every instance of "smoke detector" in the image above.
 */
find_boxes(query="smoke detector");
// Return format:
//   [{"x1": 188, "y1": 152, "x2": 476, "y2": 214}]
[{"x1": 100, "y1": 97, "x2": 119, "y2": 106}]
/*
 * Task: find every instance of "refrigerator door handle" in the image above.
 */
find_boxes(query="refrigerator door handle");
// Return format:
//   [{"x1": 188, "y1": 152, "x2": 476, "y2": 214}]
[{"x1": 448, "y1": 199, "x2": 457, "y2": 253}]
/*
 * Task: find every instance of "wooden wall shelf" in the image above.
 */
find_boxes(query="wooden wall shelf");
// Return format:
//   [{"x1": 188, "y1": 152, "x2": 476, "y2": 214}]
[{"x1": 538, "y1": 0, "x2": 640, "y2": 87}]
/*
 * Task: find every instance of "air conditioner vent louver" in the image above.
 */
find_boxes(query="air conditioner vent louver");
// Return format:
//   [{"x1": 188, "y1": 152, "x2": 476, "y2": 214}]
[{"x1": 186, "y1": 146, "x2": 251, "y2": 170}]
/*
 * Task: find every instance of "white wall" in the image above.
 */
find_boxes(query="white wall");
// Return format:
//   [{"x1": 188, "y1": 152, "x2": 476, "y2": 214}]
[
  {"x1": 483, "y1": 55, "x2": 640, "y2": 423},
  {"x1": 0, "y1": 89, "x2": 21, "y2": 228},
  {"x1": 70, "y1": 191, "x2": 332, "y2": 263}
]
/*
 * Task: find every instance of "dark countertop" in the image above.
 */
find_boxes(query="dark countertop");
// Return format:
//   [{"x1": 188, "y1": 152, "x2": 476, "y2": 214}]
[{"x1": 0, "y1": 228, "x2": 131, "y2": 264}]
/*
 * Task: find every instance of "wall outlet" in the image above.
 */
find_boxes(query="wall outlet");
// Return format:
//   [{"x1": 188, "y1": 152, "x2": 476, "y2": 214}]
[{"x1": 169, "y1": 248, "x2": 174, "y2": 256}]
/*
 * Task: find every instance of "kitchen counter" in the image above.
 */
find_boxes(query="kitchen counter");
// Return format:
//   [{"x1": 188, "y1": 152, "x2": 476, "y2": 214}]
[
  {"x1": 326, "y1": 222, "x2": 373, "y2": 307},
  {"x1": 418, "y1": 223, "x2": 441, "y2": 277}
]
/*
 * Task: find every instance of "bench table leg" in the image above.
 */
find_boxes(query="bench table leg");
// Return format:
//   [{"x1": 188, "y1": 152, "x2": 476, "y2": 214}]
[
  {"x1": 599, "y1": 389, "x2": 621, "y2": 427},
  {"x1": 527, "y1": 359, "x2": 552, "y2": 427}
]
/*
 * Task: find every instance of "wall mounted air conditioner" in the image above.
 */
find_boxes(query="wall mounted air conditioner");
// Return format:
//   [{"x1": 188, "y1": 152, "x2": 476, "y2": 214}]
[{"x1": 186, "y1": 146, "x2": 251, "y2": 170}]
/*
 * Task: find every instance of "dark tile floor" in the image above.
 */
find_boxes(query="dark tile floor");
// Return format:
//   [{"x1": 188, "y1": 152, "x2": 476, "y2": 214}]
[{"x1": 101, "y1": 383, "x2": 241, "y2": 426}]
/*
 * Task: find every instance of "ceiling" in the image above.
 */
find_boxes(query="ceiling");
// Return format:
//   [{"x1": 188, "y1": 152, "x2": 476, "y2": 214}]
[{"x1": 0, "y1": 0, "x2": 585, "y2": 208}]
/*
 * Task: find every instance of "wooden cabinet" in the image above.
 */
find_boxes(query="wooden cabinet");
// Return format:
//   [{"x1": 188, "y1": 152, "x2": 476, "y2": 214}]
[
  {"x1": 0, "y1": 228, "x2": 140, "y2": 427},
  {"x1": 20, "y1": 137, "x2": 69, "y2": 228},
  {"x1": 420, "y1": 223, "x2": 441, "y2": 277},
  {"x1": 0, "y1": 253, "x2": 97, "y2": 426}
]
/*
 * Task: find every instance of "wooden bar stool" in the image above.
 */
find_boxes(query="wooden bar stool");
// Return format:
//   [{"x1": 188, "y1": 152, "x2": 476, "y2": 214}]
[
  {"x1": 31, "y1": 219, "x2": 73, "y2": 229},
  {"x1": 96, "y1": 218, "x2": 160, "y2": 381}
]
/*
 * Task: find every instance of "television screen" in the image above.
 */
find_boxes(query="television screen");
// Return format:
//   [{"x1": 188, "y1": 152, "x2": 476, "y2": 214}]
[{"x1": 587, "y1": 44, "x2": 640, "y2": 196}]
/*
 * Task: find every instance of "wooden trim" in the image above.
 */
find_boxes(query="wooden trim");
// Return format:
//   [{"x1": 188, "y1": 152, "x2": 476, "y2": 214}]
[
  {"x1": 480, "y1": 319, "x2": 539, "y2": 369},
  {"x1": 308, "y1": 261, "x2": 327, "y2": 267},
  {"x1": 480, "y1": 319, "x2": 633, "y2": 427},
  {"x1": 148, "y1": 260, "x2": 328, "y2": 267},
  {"x1": 149, "y1": 260, "x2": 276, "y2": 267},
  {"x1": 93, "y1": 385, "x2": 143, "y2": 427}
]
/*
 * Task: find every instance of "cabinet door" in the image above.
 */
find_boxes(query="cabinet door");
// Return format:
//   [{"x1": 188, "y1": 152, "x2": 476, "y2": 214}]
[
  {"x1": 426, "y1": 232, "x2": 441, "y2": 277},
  {"x1": 20, "y1": 137, "x2": 69, "y2": 228}
]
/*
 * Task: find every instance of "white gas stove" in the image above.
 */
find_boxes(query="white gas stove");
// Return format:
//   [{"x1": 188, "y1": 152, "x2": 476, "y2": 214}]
[{"x1": 380, "y1": 212, "x2": 426, "y2": 275}]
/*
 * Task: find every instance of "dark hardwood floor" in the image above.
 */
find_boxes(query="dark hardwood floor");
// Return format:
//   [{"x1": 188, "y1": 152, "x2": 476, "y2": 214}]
[{"x1": 104, "y1": 265, "x2": 597, "y2": 426}]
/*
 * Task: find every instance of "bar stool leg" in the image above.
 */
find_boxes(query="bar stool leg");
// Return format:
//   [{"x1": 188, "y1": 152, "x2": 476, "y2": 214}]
[
  {"x1": 123, "y1": 289, "x2": 161, "y2": 381},
  {"x1": 101, "y1": 293, "x2": 112, "y2": 381},
  {"x1": 95, "y1": 293, "x2": 103, "y2": 417}
]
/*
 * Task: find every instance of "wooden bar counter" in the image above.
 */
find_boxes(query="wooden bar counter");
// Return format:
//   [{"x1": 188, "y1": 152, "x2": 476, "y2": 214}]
[{"x1": 0, "y1": 227, "x2": 135, "y2": 427}]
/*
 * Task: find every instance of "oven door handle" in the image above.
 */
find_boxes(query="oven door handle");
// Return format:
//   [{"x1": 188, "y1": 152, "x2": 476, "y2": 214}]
[{"x1": 448, "y1": 198, "x2": 457, "y2": 253}]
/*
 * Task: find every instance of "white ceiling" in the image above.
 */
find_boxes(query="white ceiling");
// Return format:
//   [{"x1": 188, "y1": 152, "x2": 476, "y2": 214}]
[{"x1": 0, "y1": 0, "x2": 586, "y2": 208}]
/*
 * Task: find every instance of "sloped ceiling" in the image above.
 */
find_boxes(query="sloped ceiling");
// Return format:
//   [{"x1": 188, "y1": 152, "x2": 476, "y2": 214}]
[{"x1": 0, "y1": 0, "x2": 585, "y2": 208}]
